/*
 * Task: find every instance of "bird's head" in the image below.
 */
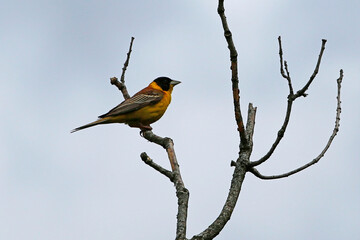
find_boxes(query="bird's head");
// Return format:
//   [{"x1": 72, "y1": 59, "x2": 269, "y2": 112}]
[{"x1": 153, "y1": 77, "x2": 181, "y2": 92}]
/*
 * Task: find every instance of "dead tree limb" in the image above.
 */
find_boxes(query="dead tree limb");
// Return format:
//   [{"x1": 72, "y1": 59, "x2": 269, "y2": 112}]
[
  {"x1": 140, "y1": 152, "x2": 174, "y2": 180},
  {"x1": 109, "y1": 2, "x2": 343, "y2": 237},
  {"x1": 250, "y1": 37, "x2": 328, "y2": 167},
  {"x1": 141, "y1": 131, "x2": 189, "y2": 240},
  {"x1": 191, "y1": 1, "x2": 254, "y2": 239},
  {"x1": 109, "y1": 37, "x2": 134, "y2": 99},
  {"x1": 217, "y1": 0, "x2": 247, "y2": 146},
  {"x1": 248, "y1": 69, "x2": 343, "y2": 180},
  {"x1": 192, "y1": 0, "x2": 342, "y2": 238},
  {"x1": 112, "y1": 37, "x2": 189, "y2": 240}
]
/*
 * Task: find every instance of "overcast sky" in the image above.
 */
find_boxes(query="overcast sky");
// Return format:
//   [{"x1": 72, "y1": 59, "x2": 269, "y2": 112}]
[{"x1": 1, "y1": 0, "x2": 359, "y2": 239}]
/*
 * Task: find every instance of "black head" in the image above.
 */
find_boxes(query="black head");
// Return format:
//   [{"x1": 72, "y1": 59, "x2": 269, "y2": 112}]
[{"x1": 154, "y1": 77, "x2": 180, "y2": 91}]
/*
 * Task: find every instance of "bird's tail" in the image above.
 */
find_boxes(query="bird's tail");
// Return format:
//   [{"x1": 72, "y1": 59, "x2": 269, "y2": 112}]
[{"x1": 71, "y1": 118, "x2": 110, "y2": 133}]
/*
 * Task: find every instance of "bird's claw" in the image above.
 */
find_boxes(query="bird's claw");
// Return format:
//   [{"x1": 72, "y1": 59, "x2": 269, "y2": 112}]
[{"x1": 140, "y1": 129, "x2": 151, "y2": 137}]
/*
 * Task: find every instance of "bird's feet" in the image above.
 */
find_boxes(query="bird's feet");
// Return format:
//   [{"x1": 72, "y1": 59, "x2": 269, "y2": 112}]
[
  {"x1": 129, "y1": 123, "x2": 152, "y2": 136},
  {"x1": 129, "y1": 123, "x2": 152, "y2": 130},
  {"x1": 140, "y1": 125, "x2": 152, "y2": 131},
  {"x1": 140, "y1": 125, "x2": 152, "y2": 137}
]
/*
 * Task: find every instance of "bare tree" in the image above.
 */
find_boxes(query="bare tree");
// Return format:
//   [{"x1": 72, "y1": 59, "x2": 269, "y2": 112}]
[{"x1": 108, "y1": 1, "x2": 343, "y2": 239}]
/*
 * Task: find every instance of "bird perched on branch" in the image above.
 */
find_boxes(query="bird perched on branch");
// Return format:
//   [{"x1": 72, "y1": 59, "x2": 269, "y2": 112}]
[{"x1": 71, "y1": 77, "x2": 181, "y2": 133}]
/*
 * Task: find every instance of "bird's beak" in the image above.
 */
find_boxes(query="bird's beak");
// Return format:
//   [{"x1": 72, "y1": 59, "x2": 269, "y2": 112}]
[{"x1": 170, "y1": 80, "x2": 181, "y2": 86}]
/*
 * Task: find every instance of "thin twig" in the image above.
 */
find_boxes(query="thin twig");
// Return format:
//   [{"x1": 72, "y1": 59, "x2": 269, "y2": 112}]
[
  {"x1": 110, "y1": 37, "x2": 134, "y2": 99},
  {"x1": 217, "y1": 0, "x2": 247, "y2": 146},
  {"x1": 249, "y1": 69, "x2": 343, "y2": 180},
  {"x1": 250, "y1": 38, "x2": 327, "y2": 167},
  {"x1": 278, "y1": 36, "x2": 294, "y2": 95},
  {"x1": 250, "y1": 99, "x2": 293, "y2": 167},
  {"x1": 294, "y1": 39, "x2": 327, "y2": 98},
  {"x1": 140, "y1": 152, "x2": 174, "y2": 180},
  {"x1": 120, "y1": 37, "x2": 135, "y2": 84},
  {"x1": 110, "y1": 77, "x2": 129, "y2": 99}
]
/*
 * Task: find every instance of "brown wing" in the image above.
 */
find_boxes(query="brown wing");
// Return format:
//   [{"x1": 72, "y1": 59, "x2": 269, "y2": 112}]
[{"x1": 98, "y1": 88, "x2": 164, "y2": 118}]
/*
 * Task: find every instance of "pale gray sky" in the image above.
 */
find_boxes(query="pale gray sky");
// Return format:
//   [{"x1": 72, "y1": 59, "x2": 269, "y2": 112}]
[{"x1": 1, "y1": 0, "x2": 359, "y2": 239}]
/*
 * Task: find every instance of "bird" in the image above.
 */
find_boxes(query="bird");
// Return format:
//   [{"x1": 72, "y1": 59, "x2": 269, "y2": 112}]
[{"x1": 71, "y1": 77, "x2": 181, "y2": 133}]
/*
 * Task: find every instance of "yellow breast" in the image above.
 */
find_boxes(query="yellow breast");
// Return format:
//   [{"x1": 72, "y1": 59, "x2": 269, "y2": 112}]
[{"x1": 112, "y1": 91, "x2": 172, "y2": 125}]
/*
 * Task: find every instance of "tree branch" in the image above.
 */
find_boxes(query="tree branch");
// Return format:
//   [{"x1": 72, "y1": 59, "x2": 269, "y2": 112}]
[
  {"x1": 250, "y1": 99, "x2": 294, "y2": 167},
  {"x1": 110, "y1": 38, "x2": 189, "y2": 240},
  {"x1": 141, "y1": 131, "x2": 189, "y2": 240},
  {"x1": 110, "y1": 37, "x2": 134, "y2": 99},
  {"x1": 140, "y1": 152, "x2": 174, "y2": 180},
  {"x1": 294, "y1": 39, "x2": 327, "y2": 98},
  {"x1": 191, "y1": 156, "x2": 248, "y2": 240},
  {"x1": 249, "y1": 69, "x2": 343, "y2": 180},
  {"x1": 120, "y1": 37, "x2": 135, "y2": 85},
  {"x1": 278, "y1": 36, "x2": 294, "y2": 95},
  {"x1": 250, "y1": 37, "x2": 327, "y2": 167},
  {"x1": 97, "y1": 2, "x2": 341, "y2": 239},
  {"x1": 245, "y1": 103, "x2": 257, "y2": 144},
  {"x1": 190, "y1": 2, "x2": 253, "y2": 239},
  {"x1": 217, "y1": 0, "x2": 247, "y2": 146}
]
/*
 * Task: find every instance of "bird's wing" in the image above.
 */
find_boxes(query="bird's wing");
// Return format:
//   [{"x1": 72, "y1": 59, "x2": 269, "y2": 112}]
[{"x1": 98, "y1": 89, "x2": 164, "y2": 118}]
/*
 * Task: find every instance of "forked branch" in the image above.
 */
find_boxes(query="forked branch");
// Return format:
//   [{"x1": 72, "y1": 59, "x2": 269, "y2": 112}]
[
  {"x1": 191, "y1": 1, "x2": 253, "y2": 239},
  {"x1": 250, "y1": 37, "x2": 328, "y2": 167},
  {"x1": 110, "y1": 37, "x2": 134, "y2": 99},
  {"x1": 141, "y1": 131, "x2": 189, "y2": 240},
  {"x1": 278, "y1": 36, "x2": 294, "y2": 94},
  {"x1": 110, "y1": 4, "x2": 342, "y2": 239},
  {"x1": 249, "y1": 69, "x2": 343, "y2": 179},
  {"x1": 112, "y1": 37, "x2": 189, "y2": 240}
]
